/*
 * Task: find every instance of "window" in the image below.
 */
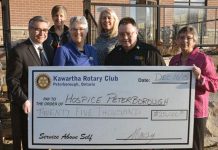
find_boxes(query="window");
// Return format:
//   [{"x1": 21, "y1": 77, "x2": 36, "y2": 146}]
[
  {"x1": 174, "y1": 0, "x2": 206, "y2": 37},
  {"x1": 131, "y1": 0, "x2": 158, "y2": 43}
]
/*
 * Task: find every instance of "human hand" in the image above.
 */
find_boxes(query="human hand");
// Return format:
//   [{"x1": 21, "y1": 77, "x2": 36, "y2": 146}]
[
  {"x1": 22, "y1": 100, "x2": 31, "y2": 114},
  {"x1": 192, "y1": 64, "x2": 201, "y2": 80}
]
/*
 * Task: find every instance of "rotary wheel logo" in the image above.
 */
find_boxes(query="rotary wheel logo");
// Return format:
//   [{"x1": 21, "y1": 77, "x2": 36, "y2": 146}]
[{"x1": 36, "y1": 74, "x2": 51, "y2": 89}]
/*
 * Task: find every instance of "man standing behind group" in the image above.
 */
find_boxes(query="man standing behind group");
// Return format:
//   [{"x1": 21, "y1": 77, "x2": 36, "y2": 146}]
[
  {"x1": 105, "y1": 17, "x2": 165, "y2": 66},
  {"x1": 6, "y1": 16, "x2": 53, "y2": 150}
]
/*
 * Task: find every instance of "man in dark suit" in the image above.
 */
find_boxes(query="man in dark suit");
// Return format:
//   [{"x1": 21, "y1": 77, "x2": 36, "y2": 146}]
[{"x1": 6, "y1": 16, "x2": 54, "y2": 150}]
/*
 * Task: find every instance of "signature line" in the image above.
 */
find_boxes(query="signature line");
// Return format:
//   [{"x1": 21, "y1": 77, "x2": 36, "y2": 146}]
[{"x1": 116, "y1": 138, "x2": 182, "y2": 140}]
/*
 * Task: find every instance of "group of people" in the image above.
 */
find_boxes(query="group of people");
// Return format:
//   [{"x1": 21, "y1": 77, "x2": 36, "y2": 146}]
[{"x1": 6, "y1": 4, "x2": 218, "y2": 150}]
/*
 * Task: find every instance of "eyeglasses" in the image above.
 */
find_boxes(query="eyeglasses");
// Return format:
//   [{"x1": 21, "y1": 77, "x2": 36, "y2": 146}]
[
  {"x1": 118, "y1": 31, "x2": 136, "y2": 38},
  {"x1": 32, "y1": 27, "x2": 48, "y2": 34}
]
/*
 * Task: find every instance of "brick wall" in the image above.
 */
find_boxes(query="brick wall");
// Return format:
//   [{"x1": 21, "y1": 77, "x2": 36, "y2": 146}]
[
  {"x1": 6, "y1": 0, "x2": 129, "y2": 27},
  {"x1": 0, "y1": 0, "x2": 129, "y2": 45},
  {"x1": 9, "y1": 0, "x2": 83, "y2": 27},
  {"x1": 159, "y1": 0, "x2": 174, "y2": 27},
  {"x1": 0, "y1": 0, "x2": 218, "y2": 45},
  {"x1": 207, "y1": 0, "x2": 218, "y2": 29},
  {"x1": 208, "y1": 0, "x2": 218, "y2": 6}
]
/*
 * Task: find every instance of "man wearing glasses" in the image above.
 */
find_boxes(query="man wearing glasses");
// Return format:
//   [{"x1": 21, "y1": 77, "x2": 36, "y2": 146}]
[
  {"x1": 105, "y1": 17, "x2": 165, "y2": 66},
  {"x1": 6, "y1": 16, "x2": 53, "y2": 150}
]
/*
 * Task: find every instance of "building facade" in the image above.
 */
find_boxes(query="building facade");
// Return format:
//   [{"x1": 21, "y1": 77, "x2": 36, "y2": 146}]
[{"x1": 0, "y1": 0, "x2": 218, "y2": 47}]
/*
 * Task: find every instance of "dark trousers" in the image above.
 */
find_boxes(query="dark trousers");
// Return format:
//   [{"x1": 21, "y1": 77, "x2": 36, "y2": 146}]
[
  {"x1": 192, "y1": 118, "x2": 207, "y2": 150},
  {"x1": 11, "y1": 103, "x2": 28, "y2": 150},
  {"x1": 11, "y1": 103, "x2": 47, "y2": 150},
  {"x1": 175, "y1": 118, "x2": 207, "y2": 150}
]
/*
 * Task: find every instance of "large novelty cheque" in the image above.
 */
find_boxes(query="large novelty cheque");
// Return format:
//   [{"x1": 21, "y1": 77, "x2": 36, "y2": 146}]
[{"x1": 28, "y1": 66, "x2": 195, "y2": 149}]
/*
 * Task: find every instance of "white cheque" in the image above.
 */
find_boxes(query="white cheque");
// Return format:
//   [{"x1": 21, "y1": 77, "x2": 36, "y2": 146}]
[{"x1": 28, "y1": 66, "x2": 195, "y2": 149}]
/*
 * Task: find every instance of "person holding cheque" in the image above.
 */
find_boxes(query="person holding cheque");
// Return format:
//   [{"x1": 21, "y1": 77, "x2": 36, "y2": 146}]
[
  {"x1": 6, "y1": 16, "x2": 53, "y2": 150},
  {"x1": 53, "y1": 16, "x2": 98, "y2": 66},
  {"x1": 169, "y1": 25, "x2": 218, "y2": 150}
]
